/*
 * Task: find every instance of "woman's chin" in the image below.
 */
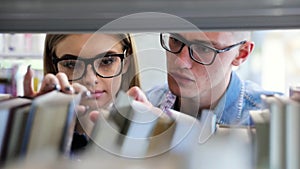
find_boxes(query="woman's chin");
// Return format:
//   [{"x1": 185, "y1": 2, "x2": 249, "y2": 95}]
[{"x1": 81, "y1": 100, "x2": 109, "y2": 110}]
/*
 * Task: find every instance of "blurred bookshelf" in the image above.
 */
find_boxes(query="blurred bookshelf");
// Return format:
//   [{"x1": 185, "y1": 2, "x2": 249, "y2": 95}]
[{"x1": 0, "y1": 33, "x2": 45, "y2": 96}]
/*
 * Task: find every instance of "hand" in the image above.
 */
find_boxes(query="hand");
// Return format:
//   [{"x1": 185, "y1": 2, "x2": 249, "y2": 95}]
[
  {"x1": 23, "y1": 65, "x2": 93, "y2": 117},
  {"x1": 127, "y1": 86, "x2": 153, "y2": 107},
  {"x1": 89, "y1": 86, "x2": 153, "y2": 123},
  {"x1": 23, "y1": 65, "x2": 88, "y2": 97}
]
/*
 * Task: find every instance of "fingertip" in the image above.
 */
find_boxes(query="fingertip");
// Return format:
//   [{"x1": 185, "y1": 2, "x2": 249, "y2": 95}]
[
  {"x1": 89, "y1": 111, "x2": 99, "y2": 123},
  {"x1": 23, "y1": 65, "x2": 35, "y2": 97},
  {"x1": 25, "y1": 65, "x2": 33, "y2": 77}
]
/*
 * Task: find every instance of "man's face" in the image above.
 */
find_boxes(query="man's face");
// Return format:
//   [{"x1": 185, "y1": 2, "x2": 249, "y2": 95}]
[{"x1": 166, "y1": 32, "x2": 240, "y2": 99}]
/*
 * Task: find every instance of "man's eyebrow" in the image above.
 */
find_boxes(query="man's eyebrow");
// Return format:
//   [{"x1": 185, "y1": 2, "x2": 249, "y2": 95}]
[
  {"x1": 193, "y1": 39, "x2": 212, "y2": 45},
  {"x1": 170, "y1": 33, "x2": 219, "y2": 47},
  {"x1": 170, "y1": 33, "x2": 185, "y2": 41}
]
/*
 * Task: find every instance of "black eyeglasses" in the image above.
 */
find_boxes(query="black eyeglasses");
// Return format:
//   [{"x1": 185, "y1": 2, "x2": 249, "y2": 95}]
[
  {"x1": 160, "y1": 33, "x2": 247, "y2": 65},
  {"x1": 52, "y1": 50, "x2": 126, "y2": 81}
]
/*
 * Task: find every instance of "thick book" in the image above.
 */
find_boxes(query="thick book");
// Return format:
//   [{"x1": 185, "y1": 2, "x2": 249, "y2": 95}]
[
  {"x1": 262, "y1": 94, "x2": 286, "y2": 169},
  {"x1": 0, "y1": 103, "x2": 31, "y2": 164},
  {"x1": 274, "y1": 94, "x2": 300, "y2": 169},
  {"x1": 285, "y1": 100, "x2": 300, "y2": 169},
  {"x1": 0, "y1": 97, "x2": 32, "y2": 163},
  {"x1": 0, "y1": 94, "x2": 11, "y2": 101},
  {"x1": 21, "y1": 90, "x2": 81, "y2": 159},
  {"x1": 249, "y1": 108, "x2": 270, "y2": 169},
  {"x1": 90, "y1": 91, "x2": 176, "y2": 158}
]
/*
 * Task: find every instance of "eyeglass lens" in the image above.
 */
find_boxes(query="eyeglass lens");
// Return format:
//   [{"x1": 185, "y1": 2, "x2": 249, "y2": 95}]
[
  {"x1": 57, "y1": 55, "x2": 122, "y2": 80},
  {"x1": 161, "y1": 33, "x2": 216, "y2": 65}
]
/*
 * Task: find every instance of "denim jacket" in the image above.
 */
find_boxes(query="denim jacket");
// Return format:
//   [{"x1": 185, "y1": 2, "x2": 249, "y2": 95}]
[{"x1": 146, "y1": 71, "x2": 282, "y2": 126}]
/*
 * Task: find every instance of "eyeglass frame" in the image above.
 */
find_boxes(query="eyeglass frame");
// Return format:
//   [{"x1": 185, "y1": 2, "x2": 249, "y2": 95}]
[
  {"x1": 160, "y1": 33, "x2": 247, "y2": 65},
  {"x1": 52, "y1": 50, "x2": 127, "y2": 81}
]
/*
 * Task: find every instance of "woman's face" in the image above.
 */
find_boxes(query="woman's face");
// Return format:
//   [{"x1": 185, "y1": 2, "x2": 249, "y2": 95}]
[{"x1": 55, "y1": 34, "x2": 127, "y2": 110}]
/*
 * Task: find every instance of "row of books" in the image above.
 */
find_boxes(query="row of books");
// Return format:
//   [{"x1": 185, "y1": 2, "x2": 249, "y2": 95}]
[
  {"x1": 0, "y1": 90, "x2": 200, "y2": 169},
  {"x1": 0, "y1": 90, "x2": 81, "y2": 166},
  {"x1": 250, "y1": 86, "x2": 300, "y2": 169}
]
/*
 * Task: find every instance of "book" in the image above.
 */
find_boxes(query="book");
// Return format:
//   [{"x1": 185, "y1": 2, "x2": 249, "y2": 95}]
[
  {"x1": 0, "y1": 103, "x2": 31, "y2": 163},
  {"x1": 0, "y1": 94, "x2": 11, "y2": 101},
  {"x1": 262, "y1": 94, "x2": 286, "y2": 169},
  {"x1": 0, "y1": 97, "x2": 32, "y2": 164},
  {"x1": 249, "y1": 108, "x2": 270, "y2": 169},
  {"x1": 270, "y1": 95, "x2": 288, "y2": 169},
  {"x1": 90, "y1": 91, "x2": 176, "y2": 158},
  {"x1": 274, "y1": 95, "x2": 300, "y2": 169},
  {"x1": 21, "y1": 90, "x2": 81, "y2": 159},
  {"x1": 285, "y1": 100, "x2": 300, "y2": 169},
  {"x1": 260, "y1": 94, "x2": 300, "y2": 169}
]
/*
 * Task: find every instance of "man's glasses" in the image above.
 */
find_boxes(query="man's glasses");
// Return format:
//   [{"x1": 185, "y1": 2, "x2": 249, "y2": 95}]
[
  {"x1": 52, "y1": 50, "x2": 126, "y2": 81},
  {"x1": 160, "y1": 33, "x2": 246, "y2": 65}
]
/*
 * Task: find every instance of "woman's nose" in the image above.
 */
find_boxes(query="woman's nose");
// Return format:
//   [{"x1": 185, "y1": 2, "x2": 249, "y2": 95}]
[{"x1": 82, "y1": 64, "x2": 98, "y2": 85}]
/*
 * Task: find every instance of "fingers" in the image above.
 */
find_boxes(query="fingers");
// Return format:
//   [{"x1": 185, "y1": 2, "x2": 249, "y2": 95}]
[
  {"x1": 127, "y1": 86, "x2": 152, "y2": 107},
  {"x1": 23, "y1": 65, "x2": 36, "y2": 97},
  {"x1": 35, "y1": 72, "x2": 73, "y2": 96},
  {"x1": 56, "y1": 72, "x2": 73, "y2": 94},
  {"x1": 89, "y1": 110, "x2": 100, "y2": 123},
  {"x1": 72, "y1": 82, "x2": 89, "y2": 94},
  {"x1": 76, "y1": 105, "x2": 90, "y2": 117},
  {"x1": 37, "y1": 73, "x2": 60, "y2": 96},
  {"x1": 38, "y1": 72, "x2": 87, "y2": 95},
  {"x1": 56, "y1": 73, "x2": 90, "y2": 96}
]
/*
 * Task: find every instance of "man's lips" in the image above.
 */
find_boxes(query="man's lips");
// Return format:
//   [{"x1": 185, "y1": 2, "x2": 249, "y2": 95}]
[{"x1": 169, "y1": 72, "x2": 195, "y2": 82}]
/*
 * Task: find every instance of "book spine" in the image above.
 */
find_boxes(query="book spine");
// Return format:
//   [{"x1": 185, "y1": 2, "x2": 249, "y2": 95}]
[
  {"x1": 286, "y1": 102, "x2": 300, "y2": 169},
  {"x1": 19, "y1": 105, "x2": 36, "y2": 156},
  {"x1": 269, "y1": 98, "x2": 286, "y2": 169},
  {"x1": 0, "y1": 108, "x2": 16, "y2": 162},
  {"x1": 60, "y1": 102, "x2": 76, "y2": 156}
]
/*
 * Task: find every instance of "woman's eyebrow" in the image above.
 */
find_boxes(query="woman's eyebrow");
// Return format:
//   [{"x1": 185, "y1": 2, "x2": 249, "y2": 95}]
[
  {"x1": 58, "y1": 50, "x2": 121, "y2": 59},
  {"x1": 104, "y1": 50, "x2": 119, "y2": 55},
  {"x1": 58, "y1": 54, "x2": 78, "y2": 59}
]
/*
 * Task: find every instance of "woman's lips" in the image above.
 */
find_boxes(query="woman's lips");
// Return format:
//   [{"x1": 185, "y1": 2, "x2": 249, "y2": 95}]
[{"x1": 90, "y1": 90, "x2": 106, "y2": 99}]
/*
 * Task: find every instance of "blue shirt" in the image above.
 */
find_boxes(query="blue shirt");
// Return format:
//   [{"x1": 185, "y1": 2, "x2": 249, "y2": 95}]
[{"x1": 146, "y1": 72, "x2": 282, "y2": 126}]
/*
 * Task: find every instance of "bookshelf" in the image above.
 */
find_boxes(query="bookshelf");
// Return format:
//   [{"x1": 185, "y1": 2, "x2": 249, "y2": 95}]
[
  {"x1": 0, "y1": 33, "x2": 45, "y2": 96},
  {"x1": 0, "y1": 0, "x2": 300, "y2": 169}
]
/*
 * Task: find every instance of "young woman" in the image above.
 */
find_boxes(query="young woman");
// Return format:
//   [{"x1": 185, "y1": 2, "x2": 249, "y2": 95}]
[{"x1": 23, "y1": 33, "x2": 142, "y2": 151}]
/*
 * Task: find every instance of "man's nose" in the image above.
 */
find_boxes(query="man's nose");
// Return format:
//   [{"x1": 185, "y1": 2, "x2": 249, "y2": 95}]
[{"x1": 175, "y1": 46, "x2": 193, "y2": 68}]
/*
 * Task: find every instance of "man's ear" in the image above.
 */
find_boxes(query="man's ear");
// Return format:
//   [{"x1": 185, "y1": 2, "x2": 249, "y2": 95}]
[{"x1": 232, "y1": 41, "x2": 254, "y2": 66}]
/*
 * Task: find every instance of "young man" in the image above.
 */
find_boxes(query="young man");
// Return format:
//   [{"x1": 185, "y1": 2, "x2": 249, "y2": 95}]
[{"x1": 144, "y1": 31, "x2": 281, "y2": 126}]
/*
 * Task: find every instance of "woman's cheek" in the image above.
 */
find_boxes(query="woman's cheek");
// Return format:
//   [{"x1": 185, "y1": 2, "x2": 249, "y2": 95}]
[{"x1": 110, "y1": 76, "x2": 123, "y2": 96}]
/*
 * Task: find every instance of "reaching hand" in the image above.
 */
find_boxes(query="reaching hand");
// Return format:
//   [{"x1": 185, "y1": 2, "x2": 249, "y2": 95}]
[
  {"x1": 23, "y1": 65, "x2": 92, "y2": 118},
  {"x1": 126, "y1": 86, "x2": 153, "y2": 107},
  {"x1": 23, "y1": 65, "x2": 88, "y2": 97}
]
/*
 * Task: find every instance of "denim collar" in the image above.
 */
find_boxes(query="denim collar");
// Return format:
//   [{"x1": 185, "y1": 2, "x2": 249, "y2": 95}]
[{"x1": 215, "y1": 72, "x2": 244, "y2": 125}]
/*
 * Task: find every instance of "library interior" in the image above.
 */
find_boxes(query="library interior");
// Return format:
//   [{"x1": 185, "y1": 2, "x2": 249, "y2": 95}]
[{"x1": 0, "y1": 0, "x2": 300, "y2": 169}]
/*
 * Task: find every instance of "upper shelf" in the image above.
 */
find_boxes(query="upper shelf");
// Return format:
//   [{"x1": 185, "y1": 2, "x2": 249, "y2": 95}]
[{"x1": 1, "y1": 0, "x2": 300, "y2": 32}]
